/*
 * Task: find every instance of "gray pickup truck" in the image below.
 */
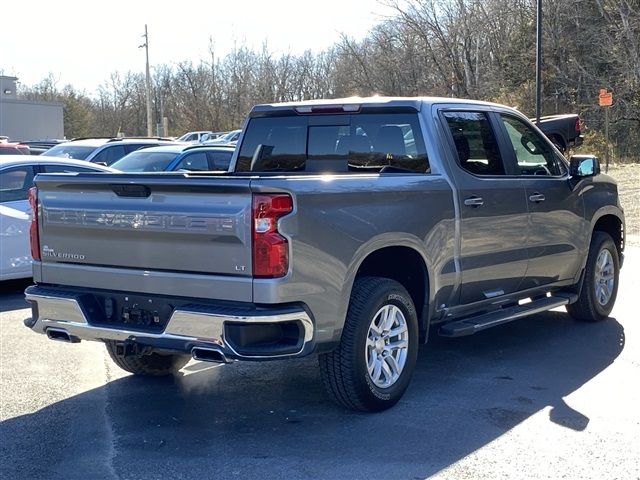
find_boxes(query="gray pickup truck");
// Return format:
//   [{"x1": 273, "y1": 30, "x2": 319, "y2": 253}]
[{"x1": 24, "y1": 97, "x2": 625, "y2": 412}]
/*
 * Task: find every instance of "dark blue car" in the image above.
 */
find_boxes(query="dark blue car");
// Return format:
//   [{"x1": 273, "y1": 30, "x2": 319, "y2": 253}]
[{"x1": 110, "y1": 144, "x2": 235, "y2": 172}]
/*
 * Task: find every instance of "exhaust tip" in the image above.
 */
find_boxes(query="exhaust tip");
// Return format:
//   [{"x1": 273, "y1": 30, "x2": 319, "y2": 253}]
[
  {"x1": 24, "y1": 317, "x2": 37, "y2": 329},
  {"x1": 191, "y1": 347, "x2": 228, "y2": 364},
  {"x1": 46, "y1": 328, "x2": 79, "y2": 343}
]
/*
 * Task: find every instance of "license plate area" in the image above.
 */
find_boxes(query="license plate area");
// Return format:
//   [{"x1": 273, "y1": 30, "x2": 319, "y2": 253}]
[{"x1": 79, "y1": 292, "x2": 174, "y2": 332}]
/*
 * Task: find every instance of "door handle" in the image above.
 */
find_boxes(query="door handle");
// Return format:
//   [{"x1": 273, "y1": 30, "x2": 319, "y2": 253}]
[
  {"x1": 529, "y1": 193, "x2": 546, "y2": 203},
  {"x1": 464, "y1": 196, "x2": 484, "y2": 207}
]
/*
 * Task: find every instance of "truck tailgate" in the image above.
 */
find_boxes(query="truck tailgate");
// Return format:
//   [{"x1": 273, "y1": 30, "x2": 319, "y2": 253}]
[{"x1": 34, "y1": 174, "x2": 253, "y2": 299}]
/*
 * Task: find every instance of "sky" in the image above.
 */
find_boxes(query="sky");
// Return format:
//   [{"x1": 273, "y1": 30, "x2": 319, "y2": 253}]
[{"x1": 1, "y1": 0, "x2": 396, "y2": 95}]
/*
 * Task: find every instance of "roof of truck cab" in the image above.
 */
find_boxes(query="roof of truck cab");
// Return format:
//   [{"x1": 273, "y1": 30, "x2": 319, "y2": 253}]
[{"x1": 249, "y1": 96, "x2": 511, "y2": 115}]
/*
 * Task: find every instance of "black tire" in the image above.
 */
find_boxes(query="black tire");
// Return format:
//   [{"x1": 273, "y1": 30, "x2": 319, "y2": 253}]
[
  {"x1": 551, "y1": 136, "x2": 565, "y2": 154},
  {"x1": 104, "y1": 340, "x2": 189, "y2": 376},
  {"x1": 318, "y1": 277, "x2": 419, "y2": 412},
  {"x1": 567, "y1": 231, "x2": 620, "y2": 322}
]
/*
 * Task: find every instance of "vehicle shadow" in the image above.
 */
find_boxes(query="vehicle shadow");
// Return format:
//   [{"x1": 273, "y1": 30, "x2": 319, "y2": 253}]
[
  {"x1": 1, "y1": 311, "x2": 625, "y2": 480},
  {"x1": 0, "y1": 279, "x2": 31, "y2": 313}
]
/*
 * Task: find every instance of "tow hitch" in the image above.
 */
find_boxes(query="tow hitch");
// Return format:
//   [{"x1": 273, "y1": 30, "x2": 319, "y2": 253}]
[{"x1": 113, "y1": 340, "x2": 152, "y2": 357}]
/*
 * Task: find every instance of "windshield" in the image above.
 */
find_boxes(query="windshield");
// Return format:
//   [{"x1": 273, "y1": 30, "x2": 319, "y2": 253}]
[
  {"x1": 221, "y1": 130, "x2": 240, "y2": 142},
  {"x1": 111, "y1": 151, "x2": 179, "y2": 172},
  {"x1": 43, "y1": 144, "x2": 97, "y2": 160},
  {"x1": 202, "y1": 133, "x2": 222, "y2": 142}
]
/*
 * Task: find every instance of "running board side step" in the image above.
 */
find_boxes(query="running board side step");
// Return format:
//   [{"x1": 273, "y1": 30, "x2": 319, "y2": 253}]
[{"x1": 438, "y1": 294, "x2": 578, "y2": 338}]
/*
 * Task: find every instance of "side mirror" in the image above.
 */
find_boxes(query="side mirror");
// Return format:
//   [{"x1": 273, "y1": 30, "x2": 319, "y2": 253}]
[{"x1": 569, "y1": 155, "x2": 600, "y2": 177}]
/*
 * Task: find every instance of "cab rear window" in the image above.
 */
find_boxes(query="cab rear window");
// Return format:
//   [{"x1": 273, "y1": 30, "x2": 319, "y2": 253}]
[{"x1": 236, "y1": 113, "x2": 429, "y2": 173}]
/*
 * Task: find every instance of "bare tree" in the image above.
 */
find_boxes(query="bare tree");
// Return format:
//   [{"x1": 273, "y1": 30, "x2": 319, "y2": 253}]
[{"x1": 18, "y1": 1, "x2": 640, "y2": 159}]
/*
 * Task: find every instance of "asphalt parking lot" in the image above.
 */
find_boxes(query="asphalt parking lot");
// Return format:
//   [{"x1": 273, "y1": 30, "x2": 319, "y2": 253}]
[{"x1": 1, "y1": 248, "x2": 638, "y2": 480}]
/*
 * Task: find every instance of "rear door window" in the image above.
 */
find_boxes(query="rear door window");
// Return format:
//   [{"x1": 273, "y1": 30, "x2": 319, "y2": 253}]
[
  {"x1": 236, "y1": 113, "x2": 429, "y2": 173},
  {"x1": 442, "y1": 111, "x2": 506, "y2": 176}
]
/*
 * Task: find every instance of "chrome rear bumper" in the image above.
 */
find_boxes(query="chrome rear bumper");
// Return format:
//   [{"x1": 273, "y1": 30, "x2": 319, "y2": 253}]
[{"x1": 25, "y1": 286, "x2": 314, "y2": 360}]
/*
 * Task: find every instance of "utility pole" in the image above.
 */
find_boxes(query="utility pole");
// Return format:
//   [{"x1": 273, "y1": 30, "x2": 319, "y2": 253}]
[
  {"x1": 139, "y1": 24, "x2": 153, "y2": 137},
  {"x1": 535, "y1": 0, "x2": 542, "y2": 125},
  {"x1": 605, "y1": 105, "x2": 610, "y2": 173},
  {"x1": 157, "y1": 93, "x2": 165, "y2": 137}
]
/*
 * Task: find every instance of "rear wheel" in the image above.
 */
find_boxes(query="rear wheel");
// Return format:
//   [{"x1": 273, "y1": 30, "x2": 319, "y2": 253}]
[
  {"x1": 105, "y1": 340, "x2": 189, "y2": 376},
  {"x1": 567, "y1": 231, "x2": 619, "y2": 322},
  {"x1": 319, "y1": 277, "x2": 419, "y2": 412},
  {"x1": 551, "y1": 135, "x2": 565, "y2": 154}
]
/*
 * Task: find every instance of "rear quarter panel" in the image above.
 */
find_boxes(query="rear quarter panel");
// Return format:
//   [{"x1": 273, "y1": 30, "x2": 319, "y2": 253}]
[{"x1": 251, "y1": 174, "x2": 456, "y2": 345}]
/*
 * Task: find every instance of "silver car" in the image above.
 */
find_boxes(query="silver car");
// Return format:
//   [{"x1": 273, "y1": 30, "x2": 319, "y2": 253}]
[{"x1": 0, "y1": 155, "x2": 113, "y2": 280}]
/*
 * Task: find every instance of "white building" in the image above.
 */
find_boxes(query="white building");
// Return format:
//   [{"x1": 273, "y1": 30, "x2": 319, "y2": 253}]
[{"x1": 0, "y1": 75, "x2": 64, "y2": 140}]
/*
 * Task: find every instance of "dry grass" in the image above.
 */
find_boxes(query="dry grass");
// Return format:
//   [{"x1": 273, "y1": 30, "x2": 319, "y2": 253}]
[{"x1": 606, "y1": 163, "x2": 640, "y2": 245}]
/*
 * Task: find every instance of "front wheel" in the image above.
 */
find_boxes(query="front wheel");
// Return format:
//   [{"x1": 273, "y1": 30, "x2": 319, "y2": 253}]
[
  {"x1": 567, "y1": 231, "x2": 620, "y2": 322},
  {"x1": 319, "y1": 277, "x2": 419, "y2": 412}
]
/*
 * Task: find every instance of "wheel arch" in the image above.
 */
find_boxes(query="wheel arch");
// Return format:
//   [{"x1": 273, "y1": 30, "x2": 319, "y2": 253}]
[
  {"x1": 346, "y1": 242, "x2": 433, "y2": 344},
  {"x1": 550, "y1": 133, "x2": 566, "y2": 152},
  {"x1": 592, "y1": 211, "x2": 624, "y2": 258}
]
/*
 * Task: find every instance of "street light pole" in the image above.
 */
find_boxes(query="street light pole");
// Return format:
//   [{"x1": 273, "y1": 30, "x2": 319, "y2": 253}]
[
  {"x1": 535, "y1": 0, "x2": 542, "y2": 125},
  {"x1": 140, "y1": 24, "x2": 153, "y2": 137}
]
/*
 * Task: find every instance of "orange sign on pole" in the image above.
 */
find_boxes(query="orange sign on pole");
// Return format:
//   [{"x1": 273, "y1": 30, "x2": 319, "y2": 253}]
[{"x1": 599, "y1": 88, "x2": 613, "y2": 106}]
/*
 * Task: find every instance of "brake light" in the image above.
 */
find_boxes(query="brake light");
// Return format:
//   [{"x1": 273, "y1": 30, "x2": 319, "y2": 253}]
[
  {"x1": 252, "y1": 194, "x2": 293, "y2": 278},
  {"x1": 28, "y1": 187, "x2": 40, "y2": 260},
  {"x1": 575, "y1": 118, "x2": 581, "y2": 134},
  {"x1": 294, "y1": 104, "x2": 361, "y2": 114}
]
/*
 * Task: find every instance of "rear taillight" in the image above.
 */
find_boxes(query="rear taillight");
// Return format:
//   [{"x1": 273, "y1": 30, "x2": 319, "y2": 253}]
[
  {"x1": 575, "y1": 118, "x2": 581, "y2": 134},
  {"x1": 28, "y1": 187, "x2": 40, "y2": 260},
  {"x1": 252, "y1": 194, "x2": 293, "y2": 278}
]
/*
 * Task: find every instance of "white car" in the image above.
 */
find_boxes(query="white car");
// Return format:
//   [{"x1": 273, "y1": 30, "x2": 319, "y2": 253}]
[
  {"x1": 203, "y1": 129, "x2": 242, "y2": 145},
  {"x1": 176, "y1": 131, "x2": 214, "y2": 143},
  {"x1": 0, "y1": 156, "x2": 114, "y2": 281}
]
